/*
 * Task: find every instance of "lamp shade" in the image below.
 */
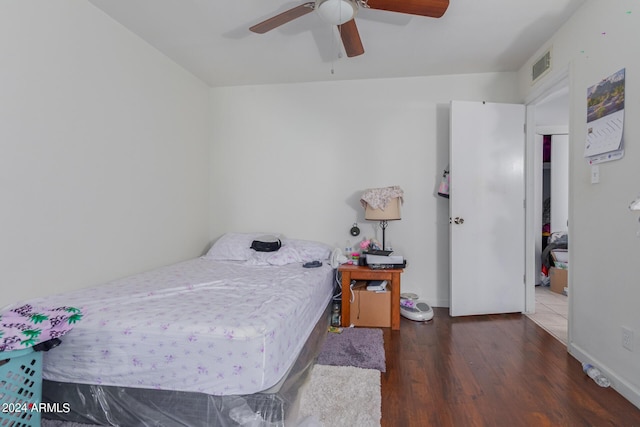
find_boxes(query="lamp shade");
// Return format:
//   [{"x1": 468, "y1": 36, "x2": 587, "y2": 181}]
[
  {"x1": 365, "y1": 197, "x2": 401, "y2": 221},
  {"x1": 316, "y1": 0, "x2": 358, "y2": 25}
]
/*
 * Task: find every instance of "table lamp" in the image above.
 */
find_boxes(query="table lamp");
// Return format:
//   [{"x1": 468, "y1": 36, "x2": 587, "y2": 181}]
[{"x1": 364, "y1": 193, "x2": 402, "y2": 251}]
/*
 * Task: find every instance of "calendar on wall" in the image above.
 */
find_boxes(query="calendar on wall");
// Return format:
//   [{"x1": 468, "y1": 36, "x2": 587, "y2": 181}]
[{"x1": 584, "y1": 68, "x2": 625, "y2": 165}]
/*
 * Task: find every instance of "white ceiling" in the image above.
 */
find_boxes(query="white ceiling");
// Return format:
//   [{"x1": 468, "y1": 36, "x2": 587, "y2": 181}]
[{"x1": 88, "y1": 0, "x2": 585, "y2": 87}]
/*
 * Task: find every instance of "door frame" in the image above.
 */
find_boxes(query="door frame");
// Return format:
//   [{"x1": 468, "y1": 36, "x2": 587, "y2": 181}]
[{"x1": 524, "y1": 66, "x2": 571, "y2": 315}]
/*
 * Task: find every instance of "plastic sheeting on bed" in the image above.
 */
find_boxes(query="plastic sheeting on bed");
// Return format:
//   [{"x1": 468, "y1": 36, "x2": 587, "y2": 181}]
[
  {"x1": 15, "y1": 254, "x2": 336, "y2": 426},
  {"x1": 42, "y1": 302, "x2": 331, "y2": 426}
]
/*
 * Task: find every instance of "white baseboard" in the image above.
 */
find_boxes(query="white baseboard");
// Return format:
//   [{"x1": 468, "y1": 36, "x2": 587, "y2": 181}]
[{"x1": 569, "y1": 342, "x2": 640, "y2": 410}]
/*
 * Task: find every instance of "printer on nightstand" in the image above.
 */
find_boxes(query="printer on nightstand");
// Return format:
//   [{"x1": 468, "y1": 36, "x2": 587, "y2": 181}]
[{"x1": 365, "y1": 254, "x2": 406, "y2": 269}]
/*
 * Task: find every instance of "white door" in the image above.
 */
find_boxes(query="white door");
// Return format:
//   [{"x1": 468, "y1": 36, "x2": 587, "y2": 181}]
[{"x1": 449, "y1": 101, "x2": 525, "y2": 317}]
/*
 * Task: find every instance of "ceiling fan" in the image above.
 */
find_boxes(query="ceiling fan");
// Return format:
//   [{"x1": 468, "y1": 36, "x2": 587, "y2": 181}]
[{"x1": 249, "y1": 0, "x2": 450, "y2": 58}]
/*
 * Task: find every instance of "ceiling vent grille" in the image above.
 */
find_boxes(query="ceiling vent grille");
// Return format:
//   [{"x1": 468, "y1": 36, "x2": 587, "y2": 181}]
[{"x1": 532, "y1": 49, "x2": 551, "y2": 84}]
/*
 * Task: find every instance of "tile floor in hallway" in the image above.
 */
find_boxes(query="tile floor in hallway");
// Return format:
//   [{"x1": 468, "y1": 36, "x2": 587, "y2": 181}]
[{"x1": 526, "y1": 285, "x2": 568, "y2": 345}]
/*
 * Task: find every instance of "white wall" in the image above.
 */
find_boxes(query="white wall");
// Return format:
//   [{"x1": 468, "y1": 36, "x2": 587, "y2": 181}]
[
  {"x1": 550, "y1": 134, "x2": 569, "y2": 233},
  {"x1": 0, "y1": 1, "x2": 211, "y2": 307},
  {"x1": 519, "y1": 0, "x2": 640, "y2": 408},
  {"x1": 209, "y1": 73, "x2": 520, "y2": 307}
]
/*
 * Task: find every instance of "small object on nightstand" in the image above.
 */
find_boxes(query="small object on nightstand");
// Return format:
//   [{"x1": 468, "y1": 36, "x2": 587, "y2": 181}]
[
  {"x1": 351, "y1": 252, "x2": 360, "y2": 264},
  {"x1": 367, "y1": 249, "x2": 393, "y2": 256}
]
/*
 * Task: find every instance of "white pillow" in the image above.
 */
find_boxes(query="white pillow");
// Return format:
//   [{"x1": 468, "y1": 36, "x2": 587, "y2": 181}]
[
  {"x1": 243, "y1": 251, "x2": 273, "y2": 266},
  {"x1": 204, "y1": 232, "x2": 278, "y2": 261},
  {"x1": 242, "y1": 239, "x2": 332, "y2": 266},
  {"x1": 261, "y1": 245, "x2": 304, "y2": 266},
  {"x1": 282, "y1": 239, "x2": 332, "y2": 262}
]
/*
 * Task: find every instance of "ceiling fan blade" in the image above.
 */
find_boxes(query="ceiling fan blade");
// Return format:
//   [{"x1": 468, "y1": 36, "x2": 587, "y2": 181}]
[
  {"x1": 366, "y1": 0, "x2": 449, "y2": 18},
  {"x1": 338, "y1": 19, "x2": 364, "y2": 57},
  {"x1": 250, "y1": 2, "x2": 315, "y2": 34}
]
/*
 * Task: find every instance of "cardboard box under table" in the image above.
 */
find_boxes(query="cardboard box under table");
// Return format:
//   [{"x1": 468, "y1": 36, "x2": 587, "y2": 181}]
[
  {"x1": 549, "y1": 267, "x2": 567, "y2": 294},
  {"x1": 350, "y1": 281, "x2": 391, "y2": 327},
  {"x1": 549, "y1": 249, "x2": 568, "y2": 295}
]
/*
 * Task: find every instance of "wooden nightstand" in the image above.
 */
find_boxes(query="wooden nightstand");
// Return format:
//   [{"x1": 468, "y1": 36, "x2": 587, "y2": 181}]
[{"x1": 338, "y1": 264, "x2": 404, "y2": 330}]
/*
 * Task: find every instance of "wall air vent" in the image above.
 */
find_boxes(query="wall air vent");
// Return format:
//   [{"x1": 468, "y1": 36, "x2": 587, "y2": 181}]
[{"x1": 532, "y1": 49, "x2": 551, "y2": 84}]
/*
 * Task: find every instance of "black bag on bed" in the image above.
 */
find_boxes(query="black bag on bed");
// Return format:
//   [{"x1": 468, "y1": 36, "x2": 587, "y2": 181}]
[{"x1": 250, "y1": 235, "x2": 282, "y2": 252}]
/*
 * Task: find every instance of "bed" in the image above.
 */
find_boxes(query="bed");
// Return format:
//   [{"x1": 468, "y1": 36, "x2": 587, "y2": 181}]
[{"x1": 28, "y1": 233, "x2": 335, "y2": 426}]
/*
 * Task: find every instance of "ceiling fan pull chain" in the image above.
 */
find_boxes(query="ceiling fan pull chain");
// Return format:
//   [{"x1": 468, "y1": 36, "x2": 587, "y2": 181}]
[{"x1": 331, "y1": 23, "x2": 339, "y2": 74}]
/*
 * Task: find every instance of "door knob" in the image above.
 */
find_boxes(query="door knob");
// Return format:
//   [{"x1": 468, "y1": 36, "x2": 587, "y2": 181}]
[{"x1": 454, "y1": 217, "x2": 464, "y2": 224}]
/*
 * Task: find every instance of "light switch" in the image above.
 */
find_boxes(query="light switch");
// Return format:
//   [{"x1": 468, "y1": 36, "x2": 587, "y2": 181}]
[{"x1": 591, "y1": 165, "x2": 600, "y2": 184}]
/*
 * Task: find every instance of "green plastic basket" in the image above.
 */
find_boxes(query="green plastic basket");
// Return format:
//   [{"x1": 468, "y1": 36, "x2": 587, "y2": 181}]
[{"x1": 0, "y1": 347, "x2": 42, "y2": 427}]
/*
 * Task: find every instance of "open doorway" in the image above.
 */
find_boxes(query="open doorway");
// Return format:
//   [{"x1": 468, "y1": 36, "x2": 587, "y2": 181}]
[
  {"x1": 529, "y1": 131, "x2": 569, "y2": 344},
  {"x1": 524, "y1": 73, "x2": 569, "y2": 345}
]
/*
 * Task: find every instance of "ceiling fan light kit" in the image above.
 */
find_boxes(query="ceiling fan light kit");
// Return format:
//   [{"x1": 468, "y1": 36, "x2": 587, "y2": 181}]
[
  {"x1": 316, "y1": 0, "x2": 358, "y2": 25},
  {"x1": 249, "y1": 0, "x2": 449, "y2": 58}
]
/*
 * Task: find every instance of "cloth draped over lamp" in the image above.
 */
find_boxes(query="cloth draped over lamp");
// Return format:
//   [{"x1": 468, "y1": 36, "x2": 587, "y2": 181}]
[{"x1": 360, "y1": 186, "x2": 404, "y2": 251}]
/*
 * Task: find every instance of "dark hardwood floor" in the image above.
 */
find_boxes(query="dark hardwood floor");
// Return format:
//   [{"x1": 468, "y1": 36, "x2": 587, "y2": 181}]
[{"x1": 381, "y1": 308, "x2": 640, "y2": 427}]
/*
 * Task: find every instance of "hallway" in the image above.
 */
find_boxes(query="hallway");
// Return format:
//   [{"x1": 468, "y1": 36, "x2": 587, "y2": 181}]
[{"x1": 526, "y1": 285, "x2": 568, "y2": 345}]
